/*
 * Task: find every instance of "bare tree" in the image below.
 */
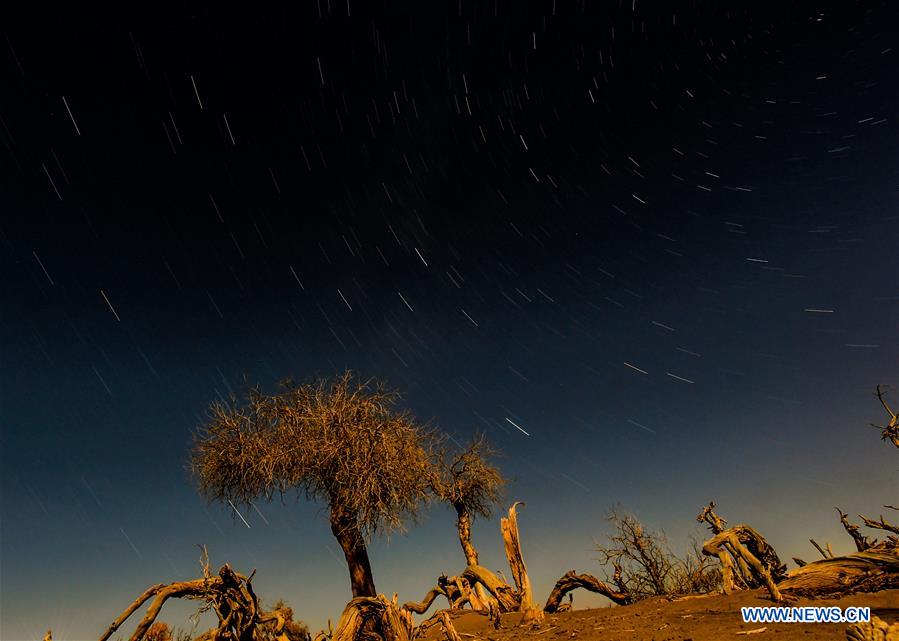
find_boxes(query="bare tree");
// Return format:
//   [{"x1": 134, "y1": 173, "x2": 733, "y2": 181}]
[
  {"x1": 190, "y1": 371, "x2": 439, "y2": 597},
  {"x1": 594, "y1": 507, "x2": 675, "y2": 598}
]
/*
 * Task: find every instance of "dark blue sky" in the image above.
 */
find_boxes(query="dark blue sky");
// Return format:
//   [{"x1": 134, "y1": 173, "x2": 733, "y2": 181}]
[{"x1": 2, "y1": 4, "x2": 897, "y2": 640}]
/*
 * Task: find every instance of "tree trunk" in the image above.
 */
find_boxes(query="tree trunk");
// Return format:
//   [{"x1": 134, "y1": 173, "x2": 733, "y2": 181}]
[
  {"x1": 455, "y1": 504, "x2": 479, "y2": 566},
  {"x1": 500, "y1": 502, "x2": 544, "y2": 623},
  {"x1": 331, "y1": 504, "x2": 377, "y2": 598},
  {"x1": 453, "y1": 503, "x2": 497, "y2": 610}
]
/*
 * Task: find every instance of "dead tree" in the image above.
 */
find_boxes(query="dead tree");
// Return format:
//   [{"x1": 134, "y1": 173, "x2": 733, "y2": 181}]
[
  {"x1": 698, "y1": 502, "x2": 899, "y2": 601},
  {"x1": 405, "y1": 502, "x2": 543, "y2": 622},
  {"x1": 191, "y1": 372, "x2": 440, "y2": 598},
  {"x1": 696, "y1": 502, "x2": 787, "y2": 601},
  {"x1": 98, "y1": 559, "x2": 300, "y2": 641}
]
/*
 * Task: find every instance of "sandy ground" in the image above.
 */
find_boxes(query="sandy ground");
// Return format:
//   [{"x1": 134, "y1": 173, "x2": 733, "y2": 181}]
[{"x1": 423, "y1": 589, "x2": 899, "y2": 641}]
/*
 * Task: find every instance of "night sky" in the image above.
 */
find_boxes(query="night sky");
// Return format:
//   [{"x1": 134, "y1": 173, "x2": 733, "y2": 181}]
[{"x1": 2, "y1": 4, "x2": 898, "y2": 640}]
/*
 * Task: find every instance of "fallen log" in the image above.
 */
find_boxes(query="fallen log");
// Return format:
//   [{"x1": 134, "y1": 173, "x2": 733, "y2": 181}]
[
  {"x1": 777, "y1": 543, "x2": 899, "y2": 597},
  {"x1": 543, "y1": 571, "x2": 633, "y2": 612}
]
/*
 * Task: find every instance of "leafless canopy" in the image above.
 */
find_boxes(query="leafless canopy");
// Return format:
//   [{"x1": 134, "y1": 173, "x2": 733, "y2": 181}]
[{"x1": 190, "y1": 371, "x2": 439, "y2": 539}]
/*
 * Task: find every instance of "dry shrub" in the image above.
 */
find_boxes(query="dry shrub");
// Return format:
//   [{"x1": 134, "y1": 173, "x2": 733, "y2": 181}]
[
  {"x1": 594, "y1": 506, "x2": 721, "y2": 599},
  {"x1": 145, "y1": 622, "x2": 172, "y2": 641},
  {"x1": 260, "y1": 600, "x2": 310, "y2": 641}
]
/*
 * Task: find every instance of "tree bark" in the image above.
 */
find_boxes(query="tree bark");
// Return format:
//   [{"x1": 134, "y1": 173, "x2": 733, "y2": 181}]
[
  {"x1": 453, "y1": 503, "x2": 497, "y2": 610},
  {"x1": 330, "y1": 504, "x2": 377, "y2": 598},
  {"x1": 543, "y1": 571, "x2": 633, "y2": 611}
]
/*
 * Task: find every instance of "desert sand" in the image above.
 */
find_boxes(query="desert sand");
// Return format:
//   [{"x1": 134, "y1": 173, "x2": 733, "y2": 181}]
[{"x1": 421, "y1": 589, "x2": 899, "y2": 641}]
